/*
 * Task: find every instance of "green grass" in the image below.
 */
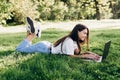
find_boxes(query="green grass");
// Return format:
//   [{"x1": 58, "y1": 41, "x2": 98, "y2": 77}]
[{"x1": 0, "y1": 28, "x2": 120, "y2": 80}]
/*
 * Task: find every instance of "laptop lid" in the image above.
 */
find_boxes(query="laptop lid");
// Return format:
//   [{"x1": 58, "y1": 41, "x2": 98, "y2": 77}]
[{"x1": 102, "y1": 40, "x2": 111, "y2": 61}]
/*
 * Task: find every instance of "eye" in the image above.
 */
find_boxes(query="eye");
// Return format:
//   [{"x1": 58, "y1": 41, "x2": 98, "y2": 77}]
[{"x1": 84, "y1": 32, "x2": 87, "y2": 34}]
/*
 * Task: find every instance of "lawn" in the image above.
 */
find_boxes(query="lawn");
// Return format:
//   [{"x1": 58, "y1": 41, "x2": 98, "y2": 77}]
[{"x1": 0, "y1": 28, "x2": 120, "y2": 80}]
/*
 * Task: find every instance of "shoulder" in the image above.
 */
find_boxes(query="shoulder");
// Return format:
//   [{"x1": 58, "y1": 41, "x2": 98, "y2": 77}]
[
  {"x1": 64, "y1": 37, "x2": 73, "y2": 42},
  {"x1": 63, "y1": 37, "x2": 74, "y2": 46}
]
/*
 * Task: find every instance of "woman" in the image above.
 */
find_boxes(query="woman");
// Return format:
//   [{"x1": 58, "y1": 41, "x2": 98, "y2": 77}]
[{"x1": 16, "y1": 17, "x2": 100, "y2": 61}]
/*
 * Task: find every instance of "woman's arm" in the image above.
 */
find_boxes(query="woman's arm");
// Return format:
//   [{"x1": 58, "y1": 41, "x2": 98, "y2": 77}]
[{"x1": 70, "y1": 52, "x2": 100, "y2": 61}]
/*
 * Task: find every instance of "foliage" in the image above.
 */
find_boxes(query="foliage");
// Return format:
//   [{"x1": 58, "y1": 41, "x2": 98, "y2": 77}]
[
  {"x1": 0, "y1": 0, "x2": 13, "y2": 25},
  {"x1": 9, "y1": 0, "x2": 39, "y2": 24},
  {"x1": 0, "y1": 29, "x2": 120, "y2": 80},
  {"x1": 0, "y1": 0, "x2": 120, "y2": 25},
  {"x1": 37, "y1": 0, "x2": 68, "y2": 21},
  {"x1": 110, "y1": 0, "x2": 120, "y2": 18}
]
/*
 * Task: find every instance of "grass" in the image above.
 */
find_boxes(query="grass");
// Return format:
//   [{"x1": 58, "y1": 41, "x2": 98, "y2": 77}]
[{"x1": 0, "y1": 28, "x2": 120, "y2": 80}]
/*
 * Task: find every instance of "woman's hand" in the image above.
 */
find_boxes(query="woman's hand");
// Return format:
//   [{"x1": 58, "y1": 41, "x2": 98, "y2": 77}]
[
  {"x1": 81, "y1": 52, "x2": 100, "y2": 61},
  {"x1": 70, "y1": 51, "x2": 100, "y2": 61}
]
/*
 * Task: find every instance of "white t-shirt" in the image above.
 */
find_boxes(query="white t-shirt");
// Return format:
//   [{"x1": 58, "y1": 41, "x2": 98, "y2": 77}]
[{"x1": 51, "y1": 37, "x2": 78, "y2": 55}]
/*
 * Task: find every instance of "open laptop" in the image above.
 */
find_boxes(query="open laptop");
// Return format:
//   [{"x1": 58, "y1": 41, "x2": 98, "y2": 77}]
[
  {"x1": 97, "y1": 40, "x2": 111, "y2": 62},
  {"x1": 84, "y1": 40, "x2": 111, "y2": 62}
]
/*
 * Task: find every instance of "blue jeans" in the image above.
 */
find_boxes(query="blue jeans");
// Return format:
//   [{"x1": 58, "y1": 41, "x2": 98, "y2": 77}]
[{"x1": 16, "y1": 39, "x2": 51, "y2": 53}]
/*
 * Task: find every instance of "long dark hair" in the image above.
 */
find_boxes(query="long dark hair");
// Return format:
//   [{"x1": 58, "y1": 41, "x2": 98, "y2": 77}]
[{"x1": 54, "y1": 24, "x2": 89, "y2": 54}]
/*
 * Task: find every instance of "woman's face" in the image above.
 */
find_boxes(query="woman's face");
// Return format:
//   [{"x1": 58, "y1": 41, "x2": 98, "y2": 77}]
[{"x1": 78, "y1": 29, "x2": 88, "y2": 41}]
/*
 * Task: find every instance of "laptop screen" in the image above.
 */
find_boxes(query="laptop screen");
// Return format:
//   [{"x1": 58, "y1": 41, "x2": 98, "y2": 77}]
[{"x1": 102, "y1": 40, "x2": 111, "y2": 61}]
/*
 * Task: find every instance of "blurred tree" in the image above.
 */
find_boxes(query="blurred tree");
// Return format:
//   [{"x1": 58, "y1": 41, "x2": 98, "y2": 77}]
[
  {"x1": 37, "y1": 0, "x2": 54, "y2": 20},
  {"x1": 79, "y1": 0, "x2": 112, "y2": 20},
  {"x1": 80, "y1": 0, "x2": 112, "y2": 20},
  {"x1": 0, "y1": 0, "x2": 120, "y2": 26},
  {"x1": 93, "y1": 0, "x2": 100, "y2": 20},
  {"x1": 50, "y1": 1, "x2": 68, "y2": 20},
  {"x1": 109, "y1": 0, "x2": 120, "y2": 19},
  {"x1": 0, "y1": 0, "x2": 13, "y2": 25},
  {"x1": 37, "y1": 0, "x2": 68, "y2": 21},
  {"x1": 8, "y1": 0, "x2": 39, "y2": 24},
  {"x1": 94, "y1": 0, "x2": 112, "y2": 20}
]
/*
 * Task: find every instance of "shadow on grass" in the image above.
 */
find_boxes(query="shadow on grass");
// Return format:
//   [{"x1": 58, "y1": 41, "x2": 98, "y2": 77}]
[
  {"x1": 0, "y1": 50, "x2": 37, "y2": 57},
  {"x1": 92, "y1": 48, "x2": 103, "y2": 52},
  {"x1": 0, "y1": 50, "x2": 15, "y2": 57}
]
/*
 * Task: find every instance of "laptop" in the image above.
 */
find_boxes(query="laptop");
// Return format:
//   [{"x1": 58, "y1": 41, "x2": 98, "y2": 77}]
[
  {"x1": 83, "y1": 40, "x2": 111, "y2": 62},
  {"x1": 97, "y1": 40, "x2": 111, "y2": 62}
]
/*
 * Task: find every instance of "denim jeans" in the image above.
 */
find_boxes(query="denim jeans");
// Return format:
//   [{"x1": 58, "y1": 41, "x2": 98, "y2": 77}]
[{"x1": 16, "y1": 39, "x2": 51, "y2": 53}]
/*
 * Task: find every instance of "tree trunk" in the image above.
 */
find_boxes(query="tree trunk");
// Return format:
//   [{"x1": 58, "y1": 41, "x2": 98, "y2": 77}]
[{"x1": 94, "y1": 0, "x2": 101, "y2": 20}]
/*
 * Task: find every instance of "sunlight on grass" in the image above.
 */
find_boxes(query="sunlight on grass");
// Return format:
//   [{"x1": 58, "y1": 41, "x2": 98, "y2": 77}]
[
  {"x1": 0, "y1": 52, "x2": 35, "y2": 71},
  {"x1": 90, "y1": 41, "x2": 101, "y2": 48}
]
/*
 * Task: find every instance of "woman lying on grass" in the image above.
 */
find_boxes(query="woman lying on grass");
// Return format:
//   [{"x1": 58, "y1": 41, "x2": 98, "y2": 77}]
[{"x1": 16, "y1": 17, "x2": 100, "y2": 61}]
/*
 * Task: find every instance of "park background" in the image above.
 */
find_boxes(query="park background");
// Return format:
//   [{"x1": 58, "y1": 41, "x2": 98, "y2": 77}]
[{"x1": 0, "y1": 0, "x2": 120, "y2": 80}]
